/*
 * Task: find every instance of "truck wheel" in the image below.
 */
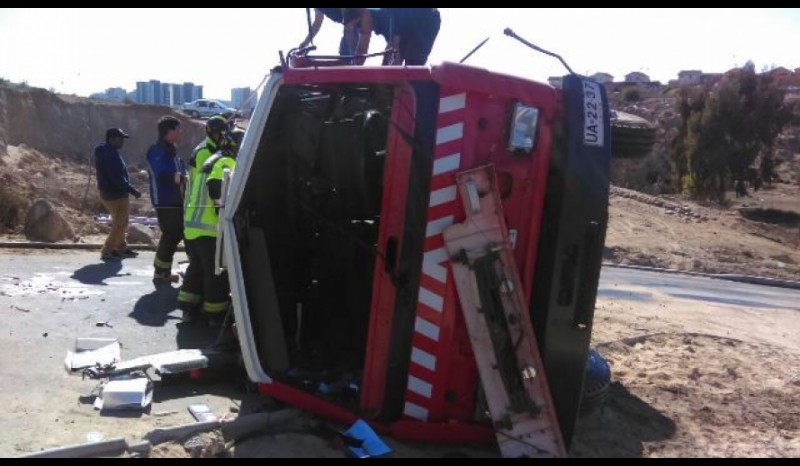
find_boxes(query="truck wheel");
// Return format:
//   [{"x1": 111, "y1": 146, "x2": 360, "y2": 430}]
[
  {"x1": 610, "y1": 111, "x2": 656, "y2": 160},
  {"x1": 579, "y1": 348, "x2": 611, "y2": 415},
  {"x1": 191, "y1": 111, "x2": 200, "y2": 119}
]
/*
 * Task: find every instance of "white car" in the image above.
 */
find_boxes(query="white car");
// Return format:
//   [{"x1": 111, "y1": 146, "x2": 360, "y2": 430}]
[{"x1": 182, "y1": 99, "x2": 239, "y2": 119}]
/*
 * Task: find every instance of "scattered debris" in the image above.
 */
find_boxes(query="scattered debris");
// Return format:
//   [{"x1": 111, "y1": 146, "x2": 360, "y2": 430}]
[
  {"x1": 188, "y1": 404, "x2": 218, "y2": 423},
  {"x1": 341, "y1": 420, "x2": 391, "y2": 458},
  {"x1": 93, "y1": 377, "x2": 153, "y2": 412},
  {"x1": 95, "y1": 321, "x2": 113, "y2": 328},
  {"x1": 10, "y1": 304, "x2": 31, "y2": 313},
  {"x1": 64, "y1": 338, "x2": 121, "y2": 372},
  {"x1": 181, "y1": 432, "x2": 226, "y2": 458},
  {"x1": 81, "y1": 349, "x2": 210, "y2": 380}
]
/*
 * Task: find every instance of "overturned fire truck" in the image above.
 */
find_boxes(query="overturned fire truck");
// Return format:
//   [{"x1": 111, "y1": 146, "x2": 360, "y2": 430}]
[{"x1": 217, "y1": 44, "x2": 615, "y2": 457}]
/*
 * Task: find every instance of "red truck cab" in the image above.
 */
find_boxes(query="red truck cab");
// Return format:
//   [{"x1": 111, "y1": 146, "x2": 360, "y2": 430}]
[{"x1": 222, "y1": 61, "x2": 612, "y2": 448}]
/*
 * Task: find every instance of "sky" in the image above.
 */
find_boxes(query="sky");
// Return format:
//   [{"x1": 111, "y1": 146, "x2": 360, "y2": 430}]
[{"x1": 1, "y1": 8, "x2": 799, "y2": 101}]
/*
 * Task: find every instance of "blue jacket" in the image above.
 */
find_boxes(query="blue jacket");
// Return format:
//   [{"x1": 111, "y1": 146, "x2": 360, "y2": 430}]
[
  {"x1": 94, "y1": 143, "x2": 137, "y2": 200},
  {"x1": 146, "y1": 139, "x2": 187, "y2": 208}
]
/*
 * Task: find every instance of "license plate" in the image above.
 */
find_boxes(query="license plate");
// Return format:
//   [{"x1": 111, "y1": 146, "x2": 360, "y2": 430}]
[{"x1": 582, "y1": 80, "x2": 604, "y2": 147}]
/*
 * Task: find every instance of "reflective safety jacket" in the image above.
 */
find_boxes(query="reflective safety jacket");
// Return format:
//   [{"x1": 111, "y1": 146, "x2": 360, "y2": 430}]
[{"x1": 184, "y1": 152, "x2": 235, "y2": 240}]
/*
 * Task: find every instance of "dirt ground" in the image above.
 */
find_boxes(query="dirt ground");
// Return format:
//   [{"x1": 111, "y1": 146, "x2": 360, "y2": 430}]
[
  {"x1": 570, "y1": 286, "x2": 800, "y2": 458},
  {"x1": 605, "y1": 184, "x2": 800, "y2": 281}
]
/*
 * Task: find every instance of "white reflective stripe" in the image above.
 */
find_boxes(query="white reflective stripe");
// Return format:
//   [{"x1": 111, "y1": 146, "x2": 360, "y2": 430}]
[
  {"x1": 426, "y1": 216, "x2": 453, "y2": 238},
  {"x1": 436, "y1": 123, "x2": 464, "y2": 145},
  {"x1": 191, "y1": 174, "x2": 210, "y2": 224},
  {"x1": 422, "y1": 248, "x2": 448, "y2": 283},
  {"x1": 411, "y1": 347, "x2": 437, "y2": 371},
  {"x1": 147, "y1": 167, "x2": 160, "y2": 206},
  {"x1": 407, "y1": 375, "x2": 433, "y2": 399},
  {"x1": 418, "y1": 287, "x2": 443, "y2": 313},
  {"x1": 433, "y1": 153, "x2": 461, "y2": 176},
  {"x1": 439, "y1": 93, "x2": 466, "y2": 114},
  {"x1": 185, "y1": 220, "x2": 217, "y2": 232},
  {"x1": 414, "y1": 316, "x2": 440, "y2": 342},
  {"x1": 403, "y1": 401, "x2": 428, "y2": 421},
  {"x1": 429, "y1": 185, "x2": 457, "y2": 207}
]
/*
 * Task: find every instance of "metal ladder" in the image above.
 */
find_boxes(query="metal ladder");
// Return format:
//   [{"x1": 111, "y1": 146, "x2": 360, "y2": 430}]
[{"x1": 443, "y1": 165, "x2": 567, "y2": 458}]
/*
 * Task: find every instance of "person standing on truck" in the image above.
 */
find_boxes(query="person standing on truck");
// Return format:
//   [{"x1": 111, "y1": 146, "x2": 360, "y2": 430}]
[
  {"x1": 178, "y1": 128, "x2": 244, "y2": 324},
  {"x1": 341, "y1": 8, "x2": 441, "y2": 66},
  {"x1": 146, "y1": 116, "x2": 186, "y2": 286},
  {"x1": 297, "y1": 8, "x2": 360, "y2": 56},
  {"x1": 94, "y1": 127, "x2": 142, "y2": 261}
]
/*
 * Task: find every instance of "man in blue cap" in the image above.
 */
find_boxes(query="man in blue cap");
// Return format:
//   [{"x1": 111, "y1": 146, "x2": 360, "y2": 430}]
[{"x1": 94, "y1": 127, "x2": 142, "y2": 260}]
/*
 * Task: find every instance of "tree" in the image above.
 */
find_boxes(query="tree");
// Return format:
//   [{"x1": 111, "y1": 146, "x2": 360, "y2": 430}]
[{"x1": 671, "y1": 63, "x2": 794, "y2": 202}]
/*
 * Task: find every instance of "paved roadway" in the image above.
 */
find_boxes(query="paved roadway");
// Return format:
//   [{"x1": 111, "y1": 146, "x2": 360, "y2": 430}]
[
  {"x1": 600, "y1": 266, "x2": 800, "y2": 312},
  {"x1": 0, "y1": 249, "x2": 265, "y2": 456}
]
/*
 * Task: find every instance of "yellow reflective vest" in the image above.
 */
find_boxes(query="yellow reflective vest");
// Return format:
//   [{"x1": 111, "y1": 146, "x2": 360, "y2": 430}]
[{"x1": 184, "y1": 152, "x2": 235, "y2": 240}]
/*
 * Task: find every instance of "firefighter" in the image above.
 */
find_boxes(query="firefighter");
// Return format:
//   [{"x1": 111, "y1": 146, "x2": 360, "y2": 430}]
[
  {"x1": 146, "y1": 116, "x2": 187, "y2": 286},
  {"x1": 178, "y1": 128, "x2": 244, "y2": 324},
  {"x1": 188, "y1": 115, "x2": 228, "y2": 181}
]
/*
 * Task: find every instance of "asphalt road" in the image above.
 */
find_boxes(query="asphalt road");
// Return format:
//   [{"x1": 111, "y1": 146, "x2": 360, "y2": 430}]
[
  {"x1": 0, "y1": 250, "x2": 797, "y2": 456},
  {"x1": 600, "y1": 266, "x2": 800, "y2": 312},
  {"x1": 0, "y1": 249, "x2": 265, "y2": 456}
]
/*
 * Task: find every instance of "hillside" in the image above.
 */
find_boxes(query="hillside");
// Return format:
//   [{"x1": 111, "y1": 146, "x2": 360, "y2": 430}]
[{"x1": 0, "y1": 82, "x2": 205, "y2": 235}]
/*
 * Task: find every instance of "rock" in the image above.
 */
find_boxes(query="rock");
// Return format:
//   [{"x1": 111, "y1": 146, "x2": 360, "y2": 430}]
[
  {"x1": 23, "y1": 199, "x2": 75, "y2": 242},
  {"x1": 127, "y1": 223, "x2": 155, "y2": 246}
]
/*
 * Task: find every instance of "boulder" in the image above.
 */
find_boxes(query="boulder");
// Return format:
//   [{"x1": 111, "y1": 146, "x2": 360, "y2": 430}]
[
  {"x1": 24, "y1": 199, "x2": 74, "y2": 242},
  {"x1": 127, "y1": 223, "x2": 156, "y2": 246}
]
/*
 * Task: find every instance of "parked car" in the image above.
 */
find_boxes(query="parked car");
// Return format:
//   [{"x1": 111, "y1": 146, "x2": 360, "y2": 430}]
[{"x1": 182, "y1": 99, "x2": 239, "y2": 119}]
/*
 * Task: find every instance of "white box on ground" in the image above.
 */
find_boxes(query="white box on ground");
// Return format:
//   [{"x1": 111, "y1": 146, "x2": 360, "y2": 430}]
[
  {"x1": 94, "y1": 377, "x2": 153, "y2": 411},
  {"x1": 188, "y1": 404, "x2": 217, "y2": 422}
]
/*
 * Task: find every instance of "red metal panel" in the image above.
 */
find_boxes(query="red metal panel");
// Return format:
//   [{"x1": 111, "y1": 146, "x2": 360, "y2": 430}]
[
  {"x1": 401, "y1": 88, "x2": 470, "y2": 423},
  {"x1": 360, "y1": 85, "x2": 419, "y2": 415}
]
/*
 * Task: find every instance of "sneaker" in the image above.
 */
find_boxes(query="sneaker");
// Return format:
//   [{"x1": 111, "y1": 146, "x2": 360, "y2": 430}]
[
  {"x1": 101, "y1": 251, "x2": 122, "y2": 261},
  {"x1": 121, "y1": 248, "x2": 139, "y2": 258}
]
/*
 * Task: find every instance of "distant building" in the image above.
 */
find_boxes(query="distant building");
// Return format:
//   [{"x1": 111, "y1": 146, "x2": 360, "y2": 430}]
[
  {"x1": 547, "y1": 76, "x2": 563, "y2": 89},
  {"x1": 168, "y1": 84, "x2": 183, "y2": 106},
  {"x1": 678, "y1": 70, "x2": 703, "y2": 85},
  {"x1": 624, "y1": 72, "x2": 650, "y2": 84},
  {"x1": 183, "y1": 82, "x2": 203, "y2": 104},
  {"x1": 231, "y1": 87, "x2": 256, "y2": 110},
  {"x1": 105, "y1": 87, "x2": 127, "y2": 101},
  {"x1": 134, "y1": 80, "x2": 202, "y2": 105},
  {"x1": 699, "y1": 73, "x2": 723, "y2": 86},
  {"x1": 590, "y1": 72, "x2": 614, "y2": 84},
  {"x1": 89, "y1": 87, "x2": 128, "y2": 102},
  {"x1": 135, "y1": 81, "x2": 149, "y2": 103}
]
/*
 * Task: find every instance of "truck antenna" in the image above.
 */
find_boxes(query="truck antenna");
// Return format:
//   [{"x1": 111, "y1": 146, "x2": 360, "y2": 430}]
[
  {"x1": 459, "y1": 37, "x2": 490, "y2": 64},
  {"x1": 503, "y1": 28, "x2": 575, "y2": 75}
]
